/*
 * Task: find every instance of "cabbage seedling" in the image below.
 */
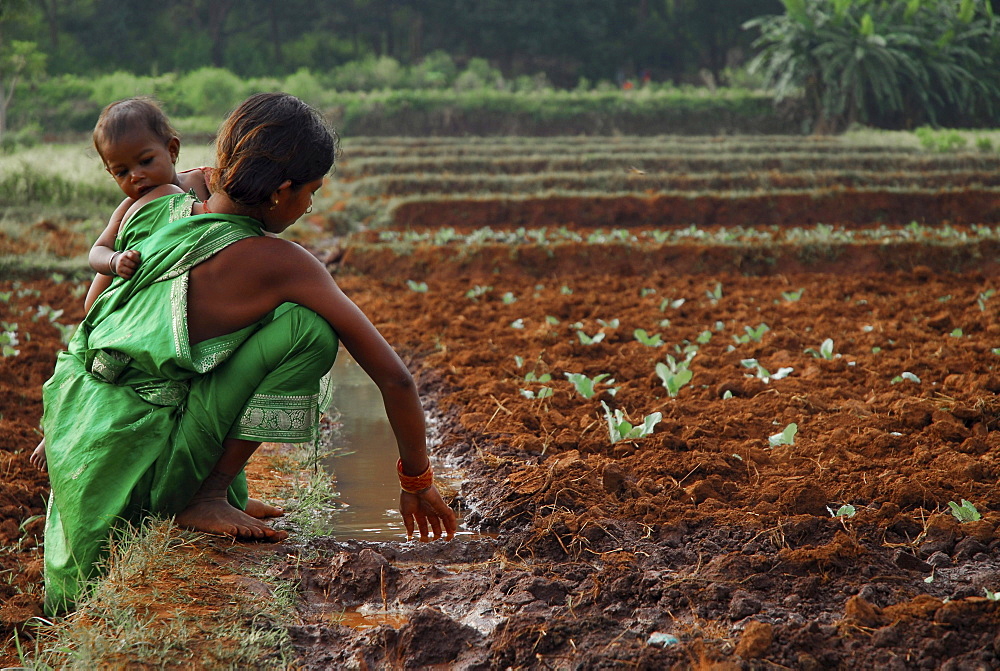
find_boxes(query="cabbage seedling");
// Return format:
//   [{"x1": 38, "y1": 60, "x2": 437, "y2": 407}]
[
  {"x1": 576, "y1": 330, "x2": 605, "y2": 345},
  {"x1": 781, "y1": 288, "x2": 804, "y2": 302},
  {"x1": 733, "y1": 323, "x2": 769, "y2": 344},
  {"x1": 520, "y1": 387, "x2": 553, "y2": 399},
  {"x1": 659, "y1": 297, "x2": 685, "y2": 311},
  {"x1": 827, "y1": 504, "x2": 855, "y2": 518},
  {"x1": 656, "y1": 363, "x2": 692, "y2": 397},
  {"x1": 601, "y1": 401, "x2": 661, "y2": 443},
  {"x1": 0, "y1": 330, "x2": 19, "y2": 357},
  {"x1": 634, "y1": 329, "x2": 663, "y2": 347},
  {"x1": 978, "y1": 289, "x2": 995, "y2": 311},
  {"x1": 805, "y1": 338, "x2": 836, "y2": 359},
  {"x1": 891, "y1": 371, "x2": 921, "y2": 384},
  {"x1": 706, "y1": 283, "x2": 723, "y2": 303},
  {"x1": 502, "y1": 292, "x2": 517, "y2": 304},
  {"x1": 947, "y1": 499, "x2": 981, "y2": 522},
  {"x1": 984, "y1": 589, "x2": 1000, "y2": 601},
  {"x1": 741, "y1": 358, "x2": 792, "y2": 383},
  {"x1": 768, "y1": 423, "x2": 797, "y2": 447},
  {"x1": 466, "y1": 285, "x2": 492, "y2": 301},
  {"x1": 597, "y1": 318, "x2": 620, "y2": 328},
  {"x1": 565, "y1": 372, "x2": 617, "y2": 399},
  {"x1": 406, "y1": 280, "x2": 428, "y2": 293},
  {"x1": 510, "y1": 319, "x2": 525, "y2": 329}
]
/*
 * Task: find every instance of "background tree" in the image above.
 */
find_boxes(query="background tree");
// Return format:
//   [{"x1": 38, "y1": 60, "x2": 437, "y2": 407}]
[{"x1": 745, "y1": 0, "x2": 1000, "y2": 131}]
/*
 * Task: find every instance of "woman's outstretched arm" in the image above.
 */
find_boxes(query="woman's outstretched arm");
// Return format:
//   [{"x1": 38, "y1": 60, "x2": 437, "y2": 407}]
[{"x1": 187, "y1": 235, "x2": 457, "y2": 540}]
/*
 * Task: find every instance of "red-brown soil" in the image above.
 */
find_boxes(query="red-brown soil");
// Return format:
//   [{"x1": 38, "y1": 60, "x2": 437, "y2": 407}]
[{"x1": 3, "y1": 237, "x2": 1000, "y2": 669}]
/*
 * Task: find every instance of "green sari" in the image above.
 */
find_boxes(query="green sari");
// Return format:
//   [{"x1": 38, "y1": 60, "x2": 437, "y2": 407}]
[{"x1": 42, "y1": 193, "x2": 337, "y2": 614}]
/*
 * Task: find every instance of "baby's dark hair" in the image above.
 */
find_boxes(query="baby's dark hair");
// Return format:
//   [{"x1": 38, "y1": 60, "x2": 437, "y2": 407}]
[
  {"x1": 93, "y1": 97, "x2": 178, "y2": 161},
  {"x1": 213, "y1": 92, "x2": 339, "y2": 207}
]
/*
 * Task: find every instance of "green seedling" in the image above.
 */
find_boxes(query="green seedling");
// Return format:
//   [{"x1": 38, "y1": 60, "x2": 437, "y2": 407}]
[
  {"x1": 768, "y1": 422, "x2": 797, "y2": 447},
  {"x1": 560, "y1": 285, "x2": 573, "y2": 295},
  {"x1": 781, "y1": 288, "x2": 805, "y2": 302},
  {"x1": 1, "y1": 330, "x2": 20, "y2": 357},
  {"x1": 465, "y1": 285, "x2": 492, "y2": 301},
  {"x1": 741, "y1": 358, "x2": 792, "y2": 383},
  {"x1": 601, "y1": 401, "x2": 661, "y2": 444},
  {"x1": 634, "y1": 329, "x2": 663, "y2": 347},
  {"x1": 70, "y1": 283, "x2": 88, "y2": 299},
  {"x1": 978, "y1": 289, "x2": 995, "y2": 311},
  {"x1": 53, "y1": 322, "x2": 77, "y2": 345},
  {"x1": 950, "y1": 328, "x2": 963, "y2": 338},
  {"x1": 510, "y1": 319, "x2": 525, "y2": 329},
  {"x1": 805, "y1": 338, "x2": 836, "y2": 360},
  {"x1": 640, "y1": 288, "x2": 656, "y2": 297},
  {"x1": 0, "y1": 291, "x2": 11, "y2": 303},
  {"x1": 656, "y1": 362, "x2": 693, "y2": 397},
  {"x1": 891, "y1": 371, "x2": 921, "y2": 384},
  {"x1": 827, "y1": 504, "x2": 856, "y2": 518},
  {"x1": 706, "y1": 282, "x2": 723, "y2": 303},
  {"x1": 937, "y1": 295, "x2": 952, "y2": 303},
  {"x1": 576, "y1": 330, "x2": 605, "y2": 345},
  {"x1": 696, "y1": 330, "x2": 712, "y2": 344},
  {"x1": 514, "y1": 355, "x2": 525, "y2": 368},
  {"x1": 947, "y1": 499, "x2": 981, "y2": 523},
  {"x1": 984, "y1": 589, "x2": 1000, "y2": 601},
  {"x1": 564, "y1": 372, "x2": 617, "y2": 399},
  {"x1": 659, "y1": 297, "x2": 685, "y2": 311},
  {"x1": 722, "y1": 390, "x2": 733, "y2": 399},
  {"x1": 502, "y1": 292, "x2": 517, "y2": 304},
  {"x1": 520, "y1": 387, "x2": 553, "y2": 399},
  {"x1": 33, "y1": 305, "x2": 64, "y2": 322},
  {"x1": 524, "y1": 371, "x2": 552, "y2": 383},
  {"x1": 733, "y1": 323, "x2": 770, "y2": 344},
  {"x1": 597, "y1": 318, "x2": 620, "y2": 328},
  {"x1": 406, "y1": 280, "x2": 428, "y2": 293},
  {"x1": 545, "y1": 315, "x2": 560, "y2": 325}
]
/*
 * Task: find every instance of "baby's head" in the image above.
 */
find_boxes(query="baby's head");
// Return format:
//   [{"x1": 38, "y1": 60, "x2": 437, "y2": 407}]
[{"x1": 93, "y1": 97, "x2": 181, "y2": 200}]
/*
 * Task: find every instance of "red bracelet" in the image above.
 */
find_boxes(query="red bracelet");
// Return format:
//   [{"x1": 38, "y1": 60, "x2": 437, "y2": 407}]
[{"x1": 397, "y1": 458, "x2": 434, "y2": 493}]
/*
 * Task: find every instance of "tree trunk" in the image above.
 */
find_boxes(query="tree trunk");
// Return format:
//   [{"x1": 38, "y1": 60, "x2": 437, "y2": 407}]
[{"x1": 206, "y1": 0, "x2": 234, "y2": 68}]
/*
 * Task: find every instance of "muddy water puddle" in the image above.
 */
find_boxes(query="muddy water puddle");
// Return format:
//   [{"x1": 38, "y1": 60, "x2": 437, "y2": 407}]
[{"x1": 322, "y1": 350, "x2": 476, "y2": 541}]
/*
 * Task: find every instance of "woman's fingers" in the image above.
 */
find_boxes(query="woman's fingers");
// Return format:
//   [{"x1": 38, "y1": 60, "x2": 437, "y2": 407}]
[{"x1": 400, "y1": 486, "x2": 457, "y2": 541}]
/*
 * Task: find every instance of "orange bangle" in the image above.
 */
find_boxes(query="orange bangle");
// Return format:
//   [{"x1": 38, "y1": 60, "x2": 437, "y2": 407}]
[{"x1": 397, "y1": 458, "x2": 434, "y2": 493}]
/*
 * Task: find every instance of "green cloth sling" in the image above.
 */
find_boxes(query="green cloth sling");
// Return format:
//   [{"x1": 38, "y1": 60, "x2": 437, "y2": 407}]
[{"x1": 41, "y1": 193, "x2": 337, "y2": 615}]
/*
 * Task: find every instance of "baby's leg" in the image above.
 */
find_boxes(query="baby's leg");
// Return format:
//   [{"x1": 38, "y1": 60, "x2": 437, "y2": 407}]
[{"x1": 29, "y1": 438, "x2": 46, "y2": 471}]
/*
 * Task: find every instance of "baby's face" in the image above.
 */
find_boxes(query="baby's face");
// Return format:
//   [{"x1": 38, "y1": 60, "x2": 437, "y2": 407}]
[{"x1": 101, "y1": 129, "x2": 179, "y2": 201}]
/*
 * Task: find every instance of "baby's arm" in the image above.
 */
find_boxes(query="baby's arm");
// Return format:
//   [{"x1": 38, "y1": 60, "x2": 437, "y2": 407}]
[
  {"x1": 90, "y1": 197, "x2": 139, "y2": 280},
  {"x1": 178, "y1": 166, "x2": 212, "y2": 202}
]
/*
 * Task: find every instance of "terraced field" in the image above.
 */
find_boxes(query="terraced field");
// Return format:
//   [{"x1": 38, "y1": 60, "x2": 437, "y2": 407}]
[{"x1": 4, "y1": 132, "x2": 1000, "y2": 669}]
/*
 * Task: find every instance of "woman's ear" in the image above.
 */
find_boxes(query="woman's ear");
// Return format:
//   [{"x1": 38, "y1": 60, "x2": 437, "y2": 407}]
[
  {"x1": 270, "y1": 179, "x2": 294, "y2": 204},
  {"x1": 168, "y1": 136, "x2": 181, "y2": 164}
]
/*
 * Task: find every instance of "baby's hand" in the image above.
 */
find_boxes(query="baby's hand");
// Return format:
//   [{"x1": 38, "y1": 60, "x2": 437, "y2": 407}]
[{"x1": 114, "y1": 249, "x2": 141, "y2": 279}]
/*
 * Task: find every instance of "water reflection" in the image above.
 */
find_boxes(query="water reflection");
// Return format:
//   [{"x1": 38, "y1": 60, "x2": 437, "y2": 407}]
[{"x1": 322, "y1": 350, "x2": 474, "y2": 541}]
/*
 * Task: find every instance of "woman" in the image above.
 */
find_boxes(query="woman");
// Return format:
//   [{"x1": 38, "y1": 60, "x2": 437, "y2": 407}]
[{"x1": 41, "y1": 93, "x2": 456, "y2": 615}]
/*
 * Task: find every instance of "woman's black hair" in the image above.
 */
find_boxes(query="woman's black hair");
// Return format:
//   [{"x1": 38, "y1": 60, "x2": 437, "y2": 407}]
[{"x1": 214, "y1": 92, "x2": 339, "y2": 207}]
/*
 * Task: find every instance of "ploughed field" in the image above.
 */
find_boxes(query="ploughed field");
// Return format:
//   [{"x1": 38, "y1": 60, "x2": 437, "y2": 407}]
[{"x1": 4, "y1": 134, "x2": 1000, "y2": 669}]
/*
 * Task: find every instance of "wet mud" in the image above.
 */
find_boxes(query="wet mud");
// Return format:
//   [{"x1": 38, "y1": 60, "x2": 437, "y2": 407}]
[{"x1": 3, "y1": 239, "x2": 1000, "y2": 669}]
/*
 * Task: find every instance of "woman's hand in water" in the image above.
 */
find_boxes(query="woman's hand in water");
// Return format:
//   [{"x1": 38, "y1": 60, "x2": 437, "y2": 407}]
[{"x1": 400, "y1": 485, "x2": 457, "y2": 541}]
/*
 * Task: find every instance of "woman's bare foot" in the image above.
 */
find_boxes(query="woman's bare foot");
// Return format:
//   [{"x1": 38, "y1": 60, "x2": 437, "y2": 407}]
[
  {"x1": 30, "y1": 439, "x2": 47, "y2": 472},
  {"x1": 176, "y1": 498, "x2": 288, "y2": 541},
  {"x1": 245, "y1": 498, "x2": 284, "y2": 519}
]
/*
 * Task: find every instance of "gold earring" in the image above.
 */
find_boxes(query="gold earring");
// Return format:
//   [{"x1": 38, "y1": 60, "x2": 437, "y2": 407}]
[
  {"x1": 269, "y1": 199, "x2": 278, "y2": 211},
  {"x1": 306, "y1": 206, "x2": 313, "y2": 214}
]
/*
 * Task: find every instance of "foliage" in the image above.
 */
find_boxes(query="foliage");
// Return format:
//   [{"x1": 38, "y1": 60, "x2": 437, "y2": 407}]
[
  {"x1": 745, "y1": 0, "x2": 1000, "y2": 130},
  {"x1": 768, "y1": 422, "x2": 798, "y2": 447},
  {"x1": 564, "y1": 372, "x2": 617, "y2": 399},
  {"x1": 947, "y1": 499, "x2": 981, "y2": 522},
  {"x1": 601, "y1": 401, "x2": 661, "y2": 444}
]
